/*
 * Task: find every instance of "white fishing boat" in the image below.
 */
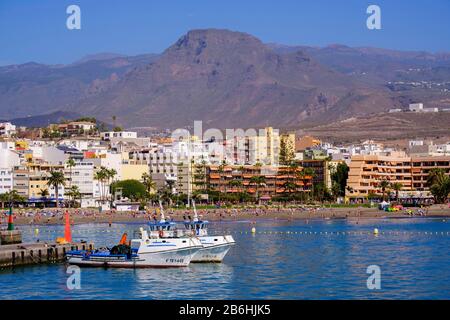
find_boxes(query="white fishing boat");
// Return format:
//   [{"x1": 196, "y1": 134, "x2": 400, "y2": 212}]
[
  {"x1": 66, "y1": 208, "x2": 202, "y2": 268},
  {"x1": 184, "y1": 200, "x2": 235, "y2": 263}
]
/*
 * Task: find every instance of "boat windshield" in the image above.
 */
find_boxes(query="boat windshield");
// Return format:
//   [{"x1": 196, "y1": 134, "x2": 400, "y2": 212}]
[
  {"x1": 184, "y1": 221, "x2": 209, "y2": 230},
  {"x1": 148, "y1": 222, "x2": 176, "y2": 231}
]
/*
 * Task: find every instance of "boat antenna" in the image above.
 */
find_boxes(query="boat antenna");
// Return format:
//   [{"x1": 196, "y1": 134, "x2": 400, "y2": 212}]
[
  {"x1": 158, "y1": 200, "x2": 166, "y2": 223},
  {"x1": 192, "y1": 199, "x2": 199, "y2": 222}
]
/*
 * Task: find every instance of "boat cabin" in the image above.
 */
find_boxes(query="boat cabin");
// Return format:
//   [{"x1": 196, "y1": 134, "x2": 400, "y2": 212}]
[
  {"x1": 184, "y1": 220, "x2": 209, "y2": 236},
  {"x1": 148, "y1": 221, "x2": 177, "y2": 238}
]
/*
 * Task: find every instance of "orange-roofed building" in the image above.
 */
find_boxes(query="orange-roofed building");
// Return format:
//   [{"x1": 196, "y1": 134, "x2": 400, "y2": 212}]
[{"x1": 296, "y1": 136, "x2": 321, "y2": 152}]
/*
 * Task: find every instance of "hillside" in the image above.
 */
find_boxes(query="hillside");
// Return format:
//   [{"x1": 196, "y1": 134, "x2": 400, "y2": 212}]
[{"x1": 0, "y1": 29, "x2": 449, "y2": 130}]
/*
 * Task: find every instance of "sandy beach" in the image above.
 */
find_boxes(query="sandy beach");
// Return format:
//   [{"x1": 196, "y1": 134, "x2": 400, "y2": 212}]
[{"x1": 2, "y1": 204, "x2": 450, "y2": 226}]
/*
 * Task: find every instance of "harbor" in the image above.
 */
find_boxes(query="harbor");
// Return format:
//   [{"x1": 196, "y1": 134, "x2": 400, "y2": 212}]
[
  {"x1": 0, "y1": 208, "x2": 94, "y2": 268},
  {"x1": 0, "y1": 217, "x2": 449, "y2": 299}
]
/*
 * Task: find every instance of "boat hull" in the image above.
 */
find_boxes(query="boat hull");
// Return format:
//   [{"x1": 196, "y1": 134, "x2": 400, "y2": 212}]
[
  {"x1": 191, "y1": 235, "x2": 235, "y2": 263},
  {"x1": 67, "y1": 246, "x2": 201, "y2": 268}
]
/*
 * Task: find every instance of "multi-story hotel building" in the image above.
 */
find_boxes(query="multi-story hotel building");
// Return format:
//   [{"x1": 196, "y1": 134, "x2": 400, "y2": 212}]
[
  {"x1": 13, "y1": 163, "x2": 66, "y2": 202},
  {"x1": 179, "y1": 164, "x2": 313, "y2": 200},
  {"x1": 346, "y1": 153, "x2": 450, "y2": 200},
  {"x1": 207, "y1": 165, "x2": 313, "y2": 200}
]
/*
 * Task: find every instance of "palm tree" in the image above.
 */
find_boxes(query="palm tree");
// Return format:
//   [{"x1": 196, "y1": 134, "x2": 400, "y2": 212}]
[
  {"x1": 378, "y1": 180, "x2": 390, "y2": 201},
  {"x1": 94, "y1": 167, "x2": 116, "y2": 205},
  {"x1": 1, "y1": 190, "x2": 26, "y2": 208},
  {"x1": 94, "y1": 169, "x2": 107, "y2": 203},
  {"x1": 142, "y1": 173, "x2": 156, "y2": 195},
  {"x1": 66, "y1": 185, "x2": 81, "y2": 207},
  {"x1": 39, "y1": 188, "x2": 49, "y2": 208},
  {"x1": 250, "y1": 175, "x2": 266, "y2": 204},
  {"x1": 0, "y1": 193, "x2": 8, "y2": 209},
  {"x1": 158, "y1": 185, "x2": 174, "y2": 206},
  {"x1": 47, "y1": 170, "x2": 66, "y2": 208},
  {"x1": 66, "y1": 158, "x2": 76, "y2": 188},
  {"x1": 391, "y1": 182, "x2": 403, "y2": 202},
  {"x1": 106, "y1": 168, "x2": 117, "y2": 205},
  {"x1": 427, "y1": 168, "x2": 450, "y2": 204}
]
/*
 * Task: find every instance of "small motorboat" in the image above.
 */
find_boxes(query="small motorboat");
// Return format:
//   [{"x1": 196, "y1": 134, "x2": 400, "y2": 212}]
[{"x1": 184, "y1": 200, "x2": 235, "y2": 263}]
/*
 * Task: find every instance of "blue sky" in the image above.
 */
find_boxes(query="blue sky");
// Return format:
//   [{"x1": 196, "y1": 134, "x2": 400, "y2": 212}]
[{"x1": 0, "y1": 0, "x2": 449, "y2": 65}]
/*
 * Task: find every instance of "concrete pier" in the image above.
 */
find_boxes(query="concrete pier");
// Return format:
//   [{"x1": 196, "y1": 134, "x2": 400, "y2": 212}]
[
  {"x1": 0, "y1": 230, "x2": 22, "y2": 245},
  {"x1": 0, "y1": 242, "x2": 94, "y2": 268}
]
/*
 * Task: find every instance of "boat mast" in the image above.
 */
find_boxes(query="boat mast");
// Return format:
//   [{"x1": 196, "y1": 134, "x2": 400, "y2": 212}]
[
  {"x1": 192, "y1": 199, "x2": 199, "y2": 222},
  {"x1": 158, "y1": 200, "x2": 166, "y2": 223}
]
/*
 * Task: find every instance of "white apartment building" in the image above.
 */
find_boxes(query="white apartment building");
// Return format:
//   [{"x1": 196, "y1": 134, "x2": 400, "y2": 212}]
[
  {"x1": 0, "y1": 141, "x2": 15, "y2": 150},
  {"x1": 65, "y1": 160, "x2": 95, "y2": 207},
  {"x1": 0, "y1": 122, "x2": 16, "y2": 137},
  {"x1": 101, "y1": 131, "x2": 138, "y2": 140},
  {"x1": 0, "y1": 168, "x2": 13, "y2": 194}
]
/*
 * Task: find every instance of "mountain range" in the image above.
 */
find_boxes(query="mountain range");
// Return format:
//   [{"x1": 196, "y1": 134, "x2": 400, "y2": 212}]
[{"x1": 1, "y1": 29, "x2": 449, "y2": 130}]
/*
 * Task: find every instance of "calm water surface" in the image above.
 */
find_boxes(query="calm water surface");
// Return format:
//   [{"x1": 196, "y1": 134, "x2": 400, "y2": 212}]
[{"x1": 1, "y1": 218, "x2": 449, "y2": 299}]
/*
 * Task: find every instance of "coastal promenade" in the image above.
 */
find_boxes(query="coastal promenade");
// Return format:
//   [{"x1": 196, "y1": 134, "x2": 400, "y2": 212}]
[{"x1": 2, "y1": 204, "x2": 450, "y2": 226}]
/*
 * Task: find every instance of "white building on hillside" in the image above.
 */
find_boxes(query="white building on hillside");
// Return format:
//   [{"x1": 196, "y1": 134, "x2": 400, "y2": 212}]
[
  {"x1": 101, "y1": 131, "x2": 138, "y2": 140},
  {"x1": 0, "y1": 122, "x2": 16, "y2": 137}
]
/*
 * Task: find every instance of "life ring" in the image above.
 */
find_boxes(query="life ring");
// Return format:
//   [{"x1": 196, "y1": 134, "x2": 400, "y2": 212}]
[{"x1": 159, "y1": 230, "x2": 164, "y2": 238}]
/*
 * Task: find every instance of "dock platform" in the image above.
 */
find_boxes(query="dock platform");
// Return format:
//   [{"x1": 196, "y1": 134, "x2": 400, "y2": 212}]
[{"x1": 0, "y1": 242, "x2": 94, "y2": 268}]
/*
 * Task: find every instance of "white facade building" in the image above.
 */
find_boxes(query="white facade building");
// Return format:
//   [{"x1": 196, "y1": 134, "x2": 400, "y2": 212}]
[
  {"x1": 101, "y1": 131, "x2": 138, "y2": 140},
  {"x1": 0, "y1": 168, "x2": 13, "y2": 194},
  {"x1": 0, "y1": 122, "x2": 16, "y2": 137},
  {"x1": 409, "y1": 103, "x2": 424, "y2": 112}
]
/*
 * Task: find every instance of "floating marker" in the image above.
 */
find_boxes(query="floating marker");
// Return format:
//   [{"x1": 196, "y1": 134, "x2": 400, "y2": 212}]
[
  {"x1": 251, "y1": 227, "x2": 256, "y2": 234},
  {"x1": 373, "y1": 228, "x2": 379, "y2": 235}
]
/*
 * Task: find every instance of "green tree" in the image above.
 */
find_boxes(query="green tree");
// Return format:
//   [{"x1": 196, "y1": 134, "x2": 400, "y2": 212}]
[
  {"x1": 250, "y1": 175, "x2": 266, "y2": 204},
  {"x1": 330, "y1": 162, "x2": 349, "y2": 197},
  {"x1": 279, "y1": 136, "x2": 295, "y2": 165},
  {"x1": 47, "y1": 170, "x2": 66, "y2": 208},
  {"x1": 65, "y1": 185, "x2": 81, "y2": 208},
  {"x1": 39, "y1": 188, "x2": 49, "y2": 208},
  {"x1": 1, "y1": 190, "x2": 26, "y2": 208},
  {"x1": 111, "y1": 180, "x2": 147, "y2": 202},
  {"x1": 427, "y1": 169, "x2": 450, "y2": 204},
  {"x1": 142, "y1": 173, "x2": 156, "y2": 196},
  {"x1": 66, "y1": 158, "x2": 76, "y2": 188},
  {"x1": 228, "y1": 179, "x2": 243, "y2": 195},
  {"x1": 391, "y1": 182, "x2": 403, "y2": 202},
  {"x1": 378, "y1": 180, "x2": 390, "y2": 201}
]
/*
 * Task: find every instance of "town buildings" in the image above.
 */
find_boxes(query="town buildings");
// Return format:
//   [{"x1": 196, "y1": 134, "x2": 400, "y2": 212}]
[
  {"x1": 346, "y1": 153, "x2": 450, "y2": 200},
  {"x1": 0, "y1": 122, "x2": 16, "y2": 137},
  {"x1": 1, "y1": 116, "x2": 449, "y2": 207}
]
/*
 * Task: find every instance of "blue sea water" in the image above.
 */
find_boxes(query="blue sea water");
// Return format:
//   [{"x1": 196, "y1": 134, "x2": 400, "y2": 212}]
[{"x1": 0, "y1": 218, "x2": 449, "y2": 299}]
